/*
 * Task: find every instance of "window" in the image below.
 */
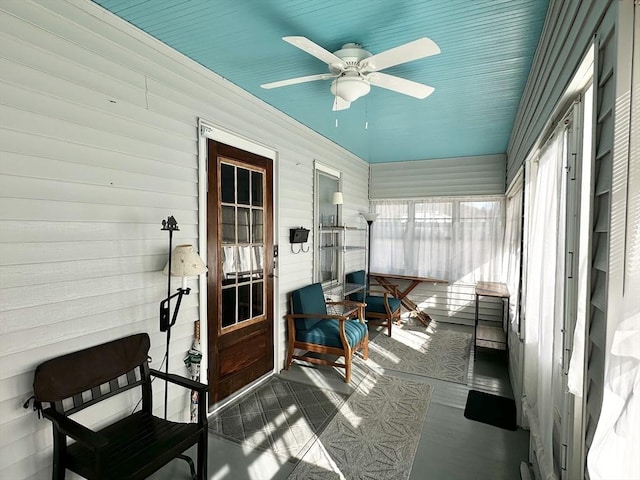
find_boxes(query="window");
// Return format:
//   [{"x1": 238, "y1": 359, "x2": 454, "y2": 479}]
[
  {"x1": 314, "y1": 163, "x2": 342, "y2": 285},
  {"x1": 370, "y1": 197, "x2": 504, "y2": 283}
]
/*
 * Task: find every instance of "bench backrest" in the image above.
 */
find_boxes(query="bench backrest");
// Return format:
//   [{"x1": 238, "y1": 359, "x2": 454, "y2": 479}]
[{"x1": 33, "y1": 333, "x2": 152, "y2": 416}]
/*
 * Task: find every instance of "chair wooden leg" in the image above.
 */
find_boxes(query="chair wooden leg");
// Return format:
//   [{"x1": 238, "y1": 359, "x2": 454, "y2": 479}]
[
  {"x1": 285, "y1": 343, "x2": 294, "y2": 370},
  {"x1": 362, "y1": 335, "x2": 369, "y2": 360},
  {"x1": 344, "y1": 353, "x2": 352, "y2": 383}
]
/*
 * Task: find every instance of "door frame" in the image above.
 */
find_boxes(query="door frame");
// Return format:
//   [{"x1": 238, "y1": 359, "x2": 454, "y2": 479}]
[{"x1": 197, "y1": 119, "x2": 279, "y2": 410}]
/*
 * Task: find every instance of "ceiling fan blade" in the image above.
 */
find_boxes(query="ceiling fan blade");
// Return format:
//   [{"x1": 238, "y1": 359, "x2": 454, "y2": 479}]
[
  {"x1": 261, "y1": 73, "x2": 336, "y2": 89},
  {"x1": 332, "y1": 96, "x2": 351, "y2": 111},
  {"x1": 367, "y1": 72, "x2": 435, "y2": 99},
  {"x1": 360, "y1": 37, "x2": 440, "y2": 72},
  {"x1": 283, "y1": 36, "x2": 346, "y2": 69}
]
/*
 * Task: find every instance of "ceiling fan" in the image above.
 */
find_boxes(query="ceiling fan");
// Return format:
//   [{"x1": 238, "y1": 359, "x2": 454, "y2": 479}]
[{"x1": 261, "y1": 36, "x2": 440, "y2": 111}]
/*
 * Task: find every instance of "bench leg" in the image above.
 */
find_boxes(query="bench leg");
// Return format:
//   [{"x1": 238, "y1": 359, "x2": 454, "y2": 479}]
[
  {"x1": 198, "y1": 431, "x2": 208, "y2": 480},
  {"x1": 52, "y1": 431, "x2": 66, "y2": 480}
]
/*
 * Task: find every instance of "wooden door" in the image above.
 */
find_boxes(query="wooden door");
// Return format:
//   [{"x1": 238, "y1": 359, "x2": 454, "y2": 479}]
[{"x1": 207, "y1": 140, "x2": 274, "y2": 405}]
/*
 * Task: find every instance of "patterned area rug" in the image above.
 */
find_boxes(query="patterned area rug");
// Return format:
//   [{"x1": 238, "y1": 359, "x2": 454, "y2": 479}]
[
  {"x1": 288, "y1": 373, "x2": 432, "y2": 480},
  {"x1": 209, "y1": 377, "x2": 349, "y2": 463},
  {"x1": 361, "y1": 319, "x2": 472, "y2": 383}
]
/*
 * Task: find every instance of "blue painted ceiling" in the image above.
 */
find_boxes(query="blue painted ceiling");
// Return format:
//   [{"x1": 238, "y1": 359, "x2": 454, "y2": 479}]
[{"x1": 92, "y1": 0, "x2": 549, "y2": 164}]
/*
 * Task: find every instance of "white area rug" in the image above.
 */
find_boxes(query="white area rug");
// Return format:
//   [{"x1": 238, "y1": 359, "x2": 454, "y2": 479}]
[
  {"x1": 362, "y1": 319, "x2": 472, "y2": 384},
  {"x1": 287, "y1": 373, "x2": 432, "y2": 480}
]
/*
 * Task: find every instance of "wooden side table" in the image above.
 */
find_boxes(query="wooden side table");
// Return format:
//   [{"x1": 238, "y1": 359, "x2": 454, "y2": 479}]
[{"x1": 474, "y1": 281, "x2": 509, "y2": 352}]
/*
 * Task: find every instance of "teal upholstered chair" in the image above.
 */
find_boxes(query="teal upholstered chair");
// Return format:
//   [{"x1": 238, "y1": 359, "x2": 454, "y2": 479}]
[
  {"x1": 346, "y1": 270, "x2": 402, "y2": 336},
  {"x1": 285, "y1": 282, "x2": 368, "y2": 383}
]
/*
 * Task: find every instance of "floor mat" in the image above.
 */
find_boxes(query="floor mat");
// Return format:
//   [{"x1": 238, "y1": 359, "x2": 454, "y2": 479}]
[
  {"x1": 463, "y1": 389, "x2": 517, "y2": 431},
  {"x1": 360, "y1": 319, "x2": 472, "y2": 384},
  {"x1": 209, "y1": 376, "x2": 350, "y2": 463},
  {"x1": 287, "y1": 373, "x2": 433, "y2": 480}
]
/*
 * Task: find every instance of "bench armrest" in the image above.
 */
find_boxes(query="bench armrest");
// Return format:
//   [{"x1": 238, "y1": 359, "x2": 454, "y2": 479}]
[
  {"x1": 42, "y1": 408, "x2": 109, "y2": 450},
  {"x1": 149, "y1": 369, "x2": 208, "y2": 394}
]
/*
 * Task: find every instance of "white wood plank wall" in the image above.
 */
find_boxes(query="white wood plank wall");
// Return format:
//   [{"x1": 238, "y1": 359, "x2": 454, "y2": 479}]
[
  {"x1": 0, "y1": 1, "x2": 368, "y2": 478},
  {"x1": 369, "y1": 279, "x2": 504, "y2": 326},
  {"x1": 369, "y1": 154, "x2": 506, "y2": 199}
]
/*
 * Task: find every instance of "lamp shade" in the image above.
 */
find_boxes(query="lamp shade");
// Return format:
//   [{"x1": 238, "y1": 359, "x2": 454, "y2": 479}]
[
  {"x1": 163, "y1": 244, "x2": 207, "y2": 277},
  {"x1": 361, "y1": 212, "x2": 380, "y2": 223},
  {"x1": 332, "y1": 192, "x2": 344, "y2": 205}
]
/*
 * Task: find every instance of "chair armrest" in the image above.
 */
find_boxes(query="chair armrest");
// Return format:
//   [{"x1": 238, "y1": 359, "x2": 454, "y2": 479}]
[
  {"x1": 42, "y1": 408, "x2": 108, "y2": 450},
  {"x1": 149, "y1": 369, "x2": 208, "y2": 394},
  {"x1": 286, "y1": 313, "x2": 350, "y2": 321}
]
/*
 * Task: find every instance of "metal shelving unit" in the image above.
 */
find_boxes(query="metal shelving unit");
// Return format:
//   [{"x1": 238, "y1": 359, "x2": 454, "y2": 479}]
[{"x1": 318, "y1": 225, "x2": 366, "y2": 300}]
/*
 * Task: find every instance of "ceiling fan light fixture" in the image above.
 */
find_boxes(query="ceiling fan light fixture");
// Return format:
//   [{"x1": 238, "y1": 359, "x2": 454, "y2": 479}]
[{"x1": 330, "y1": 76, "x2": 371, "y2": 103}]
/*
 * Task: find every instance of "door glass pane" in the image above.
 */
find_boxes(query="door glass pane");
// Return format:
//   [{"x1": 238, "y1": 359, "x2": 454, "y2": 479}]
[
  {"x1": 237, "y1": 246, "x2": 252, "y2": 277},
  {"x1": 221, "y1": 287, "x2": 236, "y2": 328},
  {"x1": 252, "y1": 282, "x2": 264, "y2": 317},
  {"x1": 237, "y1": 168, "x2": 250, "y2": 205},
  {"x1": 253, "y1": 246, "x2": 264, "y2": 278},
  {"x1": 237, "y1": 208, "x2": 250, "y2": 243},
  {"x1": 222, "y1": 246, "x2": 236, "y2": 285},
  {"x1": 222, "y1": 206, "x2": 235, "y2": 244},
  {"x1": 252, "y1": 210, "x2": 264, "y2": 243},
  {"x1": 238, "y1": 284, "x2": 250, "y2": 322},
  {"x1": 221, "y1": 163, "x2": 235, "y2": 203},
  {"x1": 252, "y1": 171, "x2": 263, "y2": 206}
]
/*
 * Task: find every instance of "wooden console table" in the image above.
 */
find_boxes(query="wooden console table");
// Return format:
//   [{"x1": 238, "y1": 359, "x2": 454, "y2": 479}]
[
  {"x1": 474, "y1": 281, "x2": 509, "y2": 352},
  {"x1": 369, "y1": 272, "x2": 448, "y2": 327}
]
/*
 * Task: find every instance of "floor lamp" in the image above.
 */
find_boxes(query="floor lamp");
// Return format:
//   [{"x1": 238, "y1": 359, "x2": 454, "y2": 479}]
[
  {"x1": 361, "y1": 212, "x2": 379, "y2": 288},
  {"x1": 160, "y1": 216, "x2": 207, "y2": 418}
]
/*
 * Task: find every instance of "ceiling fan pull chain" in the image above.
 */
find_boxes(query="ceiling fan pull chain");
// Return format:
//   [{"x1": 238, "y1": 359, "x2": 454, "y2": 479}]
[
  {"x1": 335, "y1": 77, "x2": 339, "y2": 127},
  {"x1": 365, "y1": 96, "x2": 369, "y2": 130}
]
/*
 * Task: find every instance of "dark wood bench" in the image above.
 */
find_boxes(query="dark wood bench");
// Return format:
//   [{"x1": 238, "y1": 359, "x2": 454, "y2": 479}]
[{"x1": 32, "y1": 333, "x2": 208, "y2": 480}]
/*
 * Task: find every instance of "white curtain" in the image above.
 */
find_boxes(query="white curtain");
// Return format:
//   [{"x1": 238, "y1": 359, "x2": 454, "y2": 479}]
[
  {"x1": 522, "y1": 131, "x2": 566, "y2": 479},
  {"x1": 502, "y1": 177, "x2": 524, "y2": 333},
  {"x1": 370, "y1": 197, "x2": 503, "y2": 284}
]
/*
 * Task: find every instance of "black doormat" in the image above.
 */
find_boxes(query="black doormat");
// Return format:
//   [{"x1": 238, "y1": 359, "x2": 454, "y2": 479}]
[{"x1": 463, "y1": 390, "x2": 517, "y2": 431}]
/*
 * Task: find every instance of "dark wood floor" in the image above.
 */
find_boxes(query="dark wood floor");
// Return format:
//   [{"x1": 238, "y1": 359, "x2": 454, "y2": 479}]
[
  {"x1": 151, "y1": 323, "x2": 529, "y2": 480},
  {"x1": 410, "y1": 341, "x2": 528, "y2": 480}
]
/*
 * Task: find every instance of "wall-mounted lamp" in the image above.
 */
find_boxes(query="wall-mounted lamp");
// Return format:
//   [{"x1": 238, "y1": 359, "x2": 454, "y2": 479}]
[
  {"x1": 160, "y1": 217, "x2": 207, "y2": 418},
  {"x1": 332, "y1": 192, "x2": 344, "y2": 226}
]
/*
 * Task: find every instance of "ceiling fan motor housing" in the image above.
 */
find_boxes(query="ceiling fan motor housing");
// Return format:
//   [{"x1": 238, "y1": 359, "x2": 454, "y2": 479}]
[{"x1": 332, "y1": 43, "x2": 372, "y2": 68}]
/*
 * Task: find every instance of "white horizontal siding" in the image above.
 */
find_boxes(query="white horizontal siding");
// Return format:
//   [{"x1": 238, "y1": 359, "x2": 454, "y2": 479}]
[
  {"x1": 0, "y1": 1, "x2": 369, "y2": 479},
  {"x1": 370, "y1": 154, "x2": 506, "y2": 199},
  {"x1": 369, "y1": 279, "x2": 505, "y2": 326},
  {"x1": 506, "y1": 0, "x2": 611, "y2": 185}
]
